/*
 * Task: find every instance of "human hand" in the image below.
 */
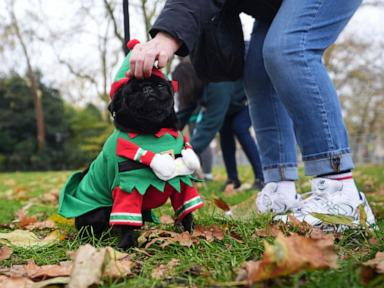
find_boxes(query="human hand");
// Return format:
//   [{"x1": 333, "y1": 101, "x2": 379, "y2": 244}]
[
  {"x1": 129, "y1": 32, "x2": 181, "y2": 79},
  {"x1": 181, "y1": 148, "x2": 200, "y2": 171},
  {"x1": 150, "y1": 153, "x2": 176, "y2": 181}
]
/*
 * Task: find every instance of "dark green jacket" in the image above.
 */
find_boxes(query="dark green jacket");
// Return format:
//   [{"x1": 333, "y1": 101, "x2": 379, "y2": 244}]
[{"x1": 177, "y1": 79, "x2": 247, "y2": 154}]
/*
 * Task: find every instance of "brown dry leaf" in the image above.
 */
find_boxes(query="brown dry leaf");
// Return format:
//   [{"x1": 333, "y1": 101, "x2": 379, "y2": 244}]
[
  {"x1": 360, "y1": 252, "x2": 384, "y2": 284},
  {"x1": 103, "y1": 247, "x2": 134, "y2": 278},
  {"x1": 223, "y1": 183, "x2": 235, "y2": 196},
  {"x1": 213, "y1": 198, "x2": 231, "y2": 212},
  {"x1": 40, "y1": 188, "x2": 60, "y2": 204},
  {"x1": 31, "y1": 277, "x2": 70, "y2": 288},
  {"x1": 192, "y1": 225, "x2": 227, "y2": 242},
  {"x1": 229, "y1": 231, "x2": 244, "y2": 243},
  {"x1": 151, "y1": 258, "x2": 180, "y2": 280},
  {"x1": 25, "y1": 220, "x2": 57, "y2": 231},
  {"x1": 1, "y1": 260, "x2": 71, "y2": 279},
  {"x1": 139, "y1": 229, "x2": 179, "y2": 247},
  {"x1": 368, "y1": 238, "x2": 379, "y2": 245},
  {"x1": 16, "y1": 209, "x2": 37, "y2": 228},
  {"x1": 159, "y1": 215, "x2": 174, "y2": 224},
  {"x1": 0, "y1": 276, "x2": 34, "y2": 288},
  {"x1": 363, "y1": 252, "x2": 384, "y2": 273},
  {"x1": 27, "y1": 260, "x2": 72, "y2": 279},
  {"x1": 287, "y1": 215, "x2": 313, "y2": 233},
  {"x1": 239, "y1": 232, "x2": 337, "y2": 283},
  {"x1": 68, "y1": 244, "x2": 106, "y2": 288},
  {"x1": 0, "y1": 246, "x2": 12, "y2": 261}
]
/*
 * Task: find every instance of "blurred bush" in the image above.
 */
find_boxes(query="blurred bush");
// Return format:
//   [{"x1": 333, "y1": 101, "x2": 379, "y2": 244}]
[{"x1": 0, "y1": 74, "x2": 111, "y2": 171}]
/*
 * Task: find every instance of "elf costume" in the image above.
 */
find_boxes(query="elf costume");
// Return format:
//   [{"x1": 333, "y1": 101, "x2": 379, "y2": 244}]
[{"x1": 59, "y1": 40, "x2": 203, "y2": 227}]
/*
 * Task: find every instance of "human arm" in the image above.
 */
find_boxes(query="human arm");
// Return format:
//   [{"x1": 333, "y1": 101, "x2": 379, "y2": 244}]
[{"x1": 129, "y1": 0, "x2": 221, "y2": 78}]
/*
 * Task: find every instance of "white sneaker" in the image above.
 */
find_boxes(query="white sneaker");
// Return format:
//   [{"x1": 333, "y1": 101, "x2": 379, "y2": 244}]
[
  {"x1": 256, "y1": 182, "x2": 301, "y2": 213},
  {"x1": 283, "y1": 178, "x2": 376, "y2": 231}
]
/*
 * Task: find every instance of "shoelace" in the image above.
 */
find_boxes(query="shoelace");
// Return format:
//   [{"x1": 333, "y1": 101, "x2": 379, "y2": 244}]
[{"x1": 295, "y1": 189, "x2": 345, "y2": 216}]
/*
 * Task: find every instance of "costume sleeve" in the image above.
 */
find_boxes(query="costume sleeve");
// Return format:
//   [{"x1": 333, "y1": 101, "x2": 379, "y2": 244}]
[
  {"x1": 189, "y1": 82, "x2": 232, "y2": 154},
  {"x1": 116, "y1": 138, "x2": 156, "y2": 166},
  {"x1": 149, "y1": 0, "x2": 221, "y2": 56}
]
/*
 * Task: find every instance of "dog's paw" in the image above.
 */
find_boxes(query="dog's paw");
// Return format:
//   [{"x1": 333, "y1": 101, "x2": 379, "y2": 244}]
[
  {"x1": 118, "y1": 226, "x2": 138, "y2": 250},
  {"x1": 181, "y1": 213, "x2": 194, "y2": 233}
]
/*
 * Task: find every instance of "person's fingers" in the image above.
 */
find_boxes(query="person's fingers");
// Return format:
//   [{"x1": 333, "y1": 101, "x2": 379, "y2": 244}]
[
  {"x1": 133, "y1": 53, "x2": 145, "y2": 79},
  {"x1": 157, "y1": 50, "x2": 169, "y2": 69},
  {"x1": 142, "y1": 49, "x2": 157, "y2": 77},
  {"x1": 128, "y1": 45, "x2": 140, "y2": 77}
]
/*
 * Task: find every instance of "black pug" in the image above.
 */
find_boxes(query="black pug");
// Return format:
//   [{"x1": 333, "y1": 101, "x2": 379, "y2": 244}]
[{"x1": 59, "y1": 57, "x2": 203, "y2": 250}]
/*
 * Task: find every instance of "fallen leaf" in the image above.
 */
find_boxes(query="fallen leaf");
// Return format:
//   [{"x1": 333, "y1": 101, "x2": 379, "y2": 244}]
[
  {"x1": 0, "y1": 229, "x2": 64, "y2": 248},
  {"x1": 192, "y1": 225, "x2": 227, "y2": 242},
  {"x1": 68, "y1": 244, "x2": 106, "y2": 288},
  {"x1": 103, "y1": 249, "x2": 134, "y2": 279},
  {"x1": 25, "y1": 220, "x2": 57, "y2": 230},
  {"x1": 213, "y1": 198, "x2": 231, "y2": 212},
  {"x1": 159, "y1": 215, "x2": 174, "y2": 224},
  {"x1": 0, "y1": 246, "x2": 12, "y2": 261},
  {"x1": 223, "y1": 184, "x2": 235, "y2": 196},
  {"x1": 40, "y1": 188, "x2": 60, "y2": 204},
  {"x1": 15, "y1": 209, "x2": 37, "y2": 228},
  {"x1": 31, "y1": 276, "x2": 70, "y2": 288},
  {"x1": 360, "y1": 252, "x2": 384, "y2": 284},
  {"x1": 48, "y1": 214, "x2": 74, "y2": 226},
  {"x1": 363, "y1": 252, "x2": 384, "y2": 273},
  {"x1": 68, "y1": 245, "x2": 135, "y2": 286},
  {"x1": 229, "y1": 231, "x2": 244, "y2": 243},
  {"x1": 358, "y1": 204, "x2": 368, "y2": 227},
  {"x1": 368, "y1": 238, "x2": 379, "y2": 245},
  {"x1": 238, "y1": 232, "x2": 337, "y2": 283},
  {"x1": 151, "y1": 258, "x2": 180, "y2": 280},
  {"x1": 138, "y1": 229, "x2": 179, "y2": 247},
  {"x1": 0, "y1": 260, "x2": 71, "y2": 279},
  {"x1": 310, "y1": 212, "x2": 354, "y2": 226},
  {"x1": 0, "y1": 276, "x2": 34, "y2": 288}
]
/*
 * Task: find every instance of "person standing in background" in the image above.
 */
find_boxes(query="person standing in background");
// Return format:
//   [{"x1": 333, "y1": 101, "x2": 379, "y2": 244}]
[{"x1": 174, "y1": 60, "x2": 264, "y2": 192}]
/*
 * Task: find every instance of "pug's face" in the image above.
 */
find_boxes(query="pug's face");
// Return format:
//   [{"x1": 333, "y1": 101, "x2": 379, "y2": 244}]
[{"x1": 109, "y1": 76, "x2": 177, "y2": 134}]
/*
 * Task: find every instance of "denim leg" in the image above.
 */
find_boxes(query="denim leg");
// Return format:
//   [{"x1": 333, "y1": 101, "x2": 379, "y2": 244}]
[
  {"x1": 262, "y1": 0, "x2": 361, "y2": 176},
  {"x1": 220, "y1": 118, "x2": 239, "y2": 181},
  {"x1": 244, "y1": 21, "x2": 298, "y2": 182},
  {"x1": 198, "y1": 146, "x2": 213, "y2": 175},
  {"x1": 231, "y1": 107, "x2": 264, "y2": 182}
]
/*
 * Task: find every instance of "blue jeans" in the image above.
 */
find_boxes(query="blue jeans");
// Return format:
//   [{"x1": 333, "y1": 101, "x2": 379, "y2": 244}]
[
  {"x1": 220, "y1": 106, "x2": 264, "y2": 182},
  {"x1": 244, "y1": 0, "x2": 361, "y2": 182}
]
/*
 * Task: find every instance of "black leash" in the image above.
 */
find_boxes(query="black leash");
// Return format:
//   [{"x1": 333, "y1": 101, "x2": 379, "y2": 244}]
[{"x1": 123, "y1": 0, "x2": 130, "y2": 55}]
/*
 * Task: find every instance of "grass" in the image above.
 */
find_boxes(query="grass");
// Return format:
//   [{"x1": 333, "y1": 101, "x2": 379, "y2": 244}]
[{"x1": 0, "y1": 165, "x2": 383, "y2": 287}]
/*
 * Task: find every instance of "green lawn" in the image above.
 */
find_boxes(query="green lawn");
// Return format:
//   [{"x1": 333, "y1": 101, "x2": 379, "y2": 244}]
[{"x1": 0, "y1": 165, "x2": 383, "y2": 287}]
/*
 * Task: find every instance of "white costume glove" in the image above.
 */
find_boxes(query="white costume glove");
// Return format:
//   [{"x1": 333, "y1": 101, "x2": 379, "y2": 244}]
[
  {"x1": 174, "y1": 157, "x2": 194, "y2": 176},
  {"x1": 181, "y1": 148, "x2": 200, "y2": 171},
  {"x1": 149, "y1": 153, "x2": 176, "y2": 181}
]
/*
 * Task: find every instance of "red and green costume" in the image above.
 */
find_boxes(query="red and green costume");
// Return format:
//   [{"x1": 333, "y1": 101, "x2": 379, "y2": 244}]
[{"x1": 58, "y1": 40, "x2": 203, "y2": 226}]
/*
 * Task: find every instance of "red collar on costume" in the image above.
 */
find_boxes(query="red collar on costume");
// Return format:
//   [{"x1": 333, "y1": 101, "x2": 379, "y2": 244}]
[{"x1": 128, "y1": 128, "x2": 179, "y2": 139}]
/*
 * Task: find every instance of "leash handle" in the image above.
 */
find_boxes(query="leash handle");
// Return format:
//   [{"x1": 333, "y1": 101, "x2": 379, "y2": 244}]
[{"x1": 123, "y1": 0, "x2": 130, "y2": 55}]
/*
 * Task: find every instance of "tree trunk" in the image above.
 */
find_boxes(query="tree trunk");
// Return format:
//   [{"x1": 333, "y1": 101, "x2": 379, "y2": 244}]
[{"x1": 10, "y1": 5, "x2": 46, "y2": 151}]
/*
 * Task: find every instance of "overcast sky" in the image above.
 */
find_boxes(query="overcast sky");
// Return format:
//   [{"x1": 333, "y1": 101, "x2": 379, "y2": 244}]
[{"x1": 0, "y1": 1, "x2": 383, "y2": 106}]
